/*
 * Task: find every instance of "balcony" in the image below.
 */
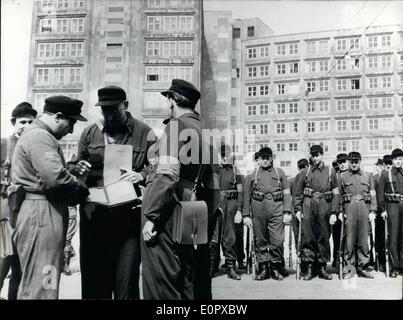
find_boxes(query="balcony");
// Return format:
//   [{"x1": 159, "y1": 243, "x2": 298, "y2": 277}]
[
  {"x1": 143, "y1": 58, "x2": 194, "y2": 64},
  {"x1": 144, "y1": 32, "x2": 196, "y2": 39},
  {"x1": 273, "y1": 55, "x2": 300, "y2": 63}
]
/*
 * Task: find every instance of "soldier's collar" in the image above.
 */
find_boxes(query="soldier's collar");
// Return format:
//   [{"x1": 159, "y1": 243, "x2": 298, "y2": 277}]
[
  {"x1": 392, "y1": 166, "x2": 403, "y2": 174},
  {"x1": 260, "y1": 166, "x2": 272, "y2": 171},
  {"x1": 312, "y1": 162, "x2": 324, "y2": 171},
  {"x1": 349, "y1": 169, "x2": 362, "y2": 175}
]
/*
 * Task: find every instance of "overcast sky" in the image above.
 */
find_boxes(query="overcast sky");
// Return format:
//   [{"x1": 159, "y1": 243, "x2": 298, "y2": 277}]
[{"x1": 1, "y1": 0, "x2": 402, "y2": 136}]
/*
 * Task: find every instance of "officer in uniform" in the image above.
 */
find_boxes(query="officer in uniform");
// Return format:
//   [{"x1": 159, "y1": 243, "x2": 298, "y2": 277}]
[
  {"x1": 378, "y1": 148, "x2": 403, "y2": 277},
  {"x1": 217, "y1": 144, "x2": 244, "y2": 280},
  {"x1": 373, "y1": 158, "x2": 385, "y2": 271},
  {"x1": 11, "y1": 96, "x2": 89, "y2": 299},
  {"x1": 330, "y1": 153, "x2": 348, "y2": 269},
  {"x1": 337, "y1": 152, "x2": 377, "y2": 278},
  {"x1": 0, "y1": 102, "x2": 37, "y2": 300},
  {"x1": 294, "y1": 145, "x2": 340, "y2": 280},
  {"x1": 141, "y1": 79, "x2": 220, "y2": 299},
  {"x1": 243, "y1": 147, "x2": 292, "y2": 281},
  {"x1": 69, "y1": 86, "x2": 154, "y2": 299}
]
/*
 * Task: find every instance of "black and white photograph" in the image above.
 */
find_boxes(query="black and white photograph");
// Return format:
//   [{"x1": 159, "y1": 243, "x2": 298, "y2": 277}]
[{"x1": 1, "y1": 0, "x2": 402, "y2": 306}]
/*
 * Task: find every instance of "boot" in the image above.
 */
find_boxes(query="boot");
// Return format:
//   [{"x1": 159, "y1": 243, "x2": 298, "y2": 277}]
[
  {"x1": 270, "y1": 264, "x2": 283, "y2": 281},
  {"x1": 303, "y1": 264, "x2": 315, "y2": 281},
  {"x1": 357, "y1": 268, "x2": 374, "y2": 279},
  {"x1": 317, "y1": 264, "x2": 332, "y2": 280},
  {"x1": 390, "y1": 269, "x2": 399, "y2": 278},
  {"x1": 255, "y1": 263, "x2": 270, "y2": 281},
  {"x1": 226, "y1": 260, "x2": 241, "y2": 280},
  {"x1": 63, "y1": 251, "x2": 72, "y2": 276},
  {"x1": 277, "y1": 263, "x2": 289, "y2": 277},
  {"x1": 209, "y1": 242, "x2": 220, "y2": 277},
  {"x1": 237, "y1": 260, "x2": 246, "y2": 270}
]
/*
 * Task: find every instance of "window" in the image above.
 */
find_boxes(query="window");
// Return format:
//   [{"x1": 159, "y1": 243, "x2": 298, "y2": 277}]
[
  {"x1": 382, "y1": 76, "x2": 391, "y2": 88},
  {"x1": 56, "y1": 19, "x2": 68, "y2": 33},
  {"x1": 179, "y1": 16, "x2": 193, "y2": 31},
  {"x1": 306, "y1": 41, "x2": 316, "y2": 55},
  {"x1": 108, "y1": 6, "x2": 124, "y2": 12},
  {"x1": 350, "y1": 99, "x2": 360, "y2": 110},
  {"x1": 337, "y1": 79, "x2": 347, "y2": 91},
  {"x1": 55, "y1": 43, "x2": 67, "y2": 57},
  {"x1": 276, "y1": 123, "x2": 286, "y2": 134},
  {"x1": 277, "y1": 103, "x2": 286, "y2": 114},
  {"x1": 53, "y1": 68, "x2": 65, "y2": 83},
  {"x1": 337, "y1": 39, "x2": 347, "y2": 51},
  {"x1": 248, "y1": 105, "x2": 257, "y2": 116},
  {"x1": 71, "y1": 18, "x2": 84, "y2": 32},
  {"x1": 289, "y1": 102, "x2": 298, "y2": 113},
  {"x1": 381, "y1": 34, "x2": 391, "y2": 47},
  {"x1": 368, "y1": 97, "x2": 379, "y2": 109},
  {"x1": 351, "y1": 58, "x2": 360, "y2": 70},
  {"x1": 247, "y1": 26, "x2": 255, "y2": 37},
  {"x1": 319, "y1": 80, "x2": 329, "y2": 92},
  {"x1": 36, "y1": 68, "x2": 49, "y2": 83},
  {"x1": 163, "y1": 41, "x2": 176, "y2": 57},
  {"x1": 350, "y1": 37, "x2": 359, "y2": 49},
  {"x1": 289, "y1": 143, "x2": 298, "y2": 151},
  {"x1": 147, "y1": 16, "x2": 161, "y2": 31},
  {"x1": 318, "y1": 40, "x2": 328, "y2": 52},
  {"x1": 42, "y1": 0, "x2": 55, "y2": 9},
  {"x1": 307, "y1": 61, "x2": 316, "y2": 73},
  {"x1": 368, "y1": 77, "x2": 377, "y2": 89},
  {"x1": 319, "y1": 100, "x2": 329, "y2": 112},
  {"x1": 368, "y1": 36, "x2": 378, "y2": 48},
  {"x1": 337, "y1": 120, "x2": 347, "y2": 131},
  {"x1": 292, "y1": 122, "x2": 299, "y2": 133},
  {"x1": 307, "y1": 121, "x2": 316, "y2": 133},
  {"x1": 260, "y1": 85, "x2": 269, "y2": 96},
  {"x1": 368, "y1": 119, "x2": 379, "y2": 130},
  {"x1": 289, "y1": 43, "x2": 298, "y2": 55},
  {"x1": 351, "y1": 119, "x2": 360, "y2": 131},
  {"x1": 277, "y1": 143, "x2": 285, "y2": 152},
  {"x1": 260, "y1": 124, "x2": 268, "y2": 135},
  {"x1": 70, "y1": 68, "x2": 82, "y2": 82},
  {"x1": 351, "y1": 79, "x2": 360, "y2": 90},
  {"x1": 107, "y1": 31, "x2": 123, "y2": 37},
  {"x1": 307, "y1": 81, "x2": 316, "y2": 93},
  {"x1": 248, "y1": 48, "x2": 256, "y2": 59},
  {"x1": 337, "y1": 141, "x2": 347, "y2": 152},
  {"x1": 178, "y1": 41, "x2": 192, "y2": 56},
  {"x1": 147, "y1": 41, "x2": 160, "y2": 56},
  {"x1": 337, "y1": 59, "x2": 347, "y2": 71},
  {"x1": 146, "y1": 67, "x2": 159, "y2": 82},
  {"x1": 369, "y1": 139, "x2": 380, "y2": 151},
  {"x1": 381, "y1": 55, "x2": 392, "y2": 68},
  {"x1": 70, "y1": 43, "x2": 83, "y2": 57},
  {"x1": 381, "y1": 97, "x2": 392, "y2": 109},
  {"x1": 233, "y1": 27, "x2": 240, "y2": 38},
  {"x1": 107, "y1": 18, "x2": 123, "y2": 25},
  {"x1": 382, "y1": 139, "x2": 393, "y2": 151},
  {"x1": 248, "y1": 66, "x2": 257, "y2": 78},
  {"x1": 277, "y1": 64, "x2": 286, "y2": 75},
  {"x1": 177, "y1": 66, "x2": 192, "y2": 81},
  {"x1": 231, "y1": 116, "x2": 237, "y2": 126},
  {"x1": 260, "y1": 104, "x2": 269, "y2": 115},
  {"x1": 307, "y1": 101, "x2": 316, "y2": 113},
  {"x1": 351, "y1": 140, "x2": 360, "y2": 151},
  {"x1": 368, "y1": 56, "x2": 378, "y2": 69},
  {"x1": 260, "y1": 65, "x2": 269, "y2": 77},
  {"x1": 319, "y1": 121, "x2": 329, "y2": 132},
  {"x1": 289, "y1": 63, "x2": 299, "y2": 74},
  {"x1": 164, "y1": 16, "x2": 178, "y2": 31},
  {"x1": 248, "y1": 86, "x2": 257, "y2": 97},
  {"x1": 277, "y1": 84, "x2": 285, "y2": 94},
  {"x1": 247, "y1": 124, "x2": 257, "y2": 135},
  {"x1": 319, "y1": 60, "x2": 328, "y2": 72},
  {"x1": 260, "y1": 46, "x2": 269, "y2": 58},
  {"x1": 276, "y1": 44, "x2": 286, "y2": 56}
]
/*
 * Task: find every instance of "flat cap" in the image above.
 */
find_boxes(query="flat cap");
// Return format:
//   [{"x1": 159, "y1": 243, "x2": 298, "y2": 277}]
[
  {"x1": 336, "y1": 153, "x2": 348, "y2": 162},
  {"x1": 391, "y1": 148, "x2": 403, "y2": 159},
  {"x1": 258, "y1": 147, "x2": 272, "y2": 157},
  {"x1": 383, "y1": 155, "x2": 392, "y2": 165},
  {"x1": 375, "y1": 158, "x2": 384, "y2": 166},
  {"x1": 11, "y1": 102, "x2": 37, "y2": 119},
  {"x1": 44, "y1": 96, "x2": 87, "y2": 121},
  {"x1": 297, "y1": 158, "x2": 309, "y2": 169},
  {"x1": 161, "y1": 79, "x2": 200, "y2": 108},
  {"x1": 95, "y1": 86, "x2": 126, "y2": 107},
  {"x1": 348, "y1": 151, "x2": 361, "y2": 160},
  {"x1": 310, "y1": 144, "x2": 323, "y2": 155}
]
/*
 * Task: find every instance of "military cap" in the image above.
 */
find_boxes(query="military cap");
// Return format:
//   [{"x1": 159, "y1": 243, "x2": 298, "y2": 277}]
[
  {"x1": 258, "y1": 147, "x2": 272, "y2": 157},
  {"x1": 310, "y1": 144, "x2": 323, "y2": 155},
  {"x1": 161, "y1": 79, "x2": 201, "y2": 108},
  {"x1": 348, "y1": 151, "x2": 361, "y2": 160},
  {"x1": 254, "y1": 151, "x2": 259, "y2": 160},
  {"x1": 336, "y1": 153, "x2": 348, "y2": 162},
  {"x1": 297, "y1": 158, "x2": 309, "y2": 169},
  {"x1": 391, "y1": 148, "x2": 403, "y2": 159},
  {"x1": 383, "y1": 155, "x2": 392, "y2": 165},
  {"x1": 95, "y1": 86, "x2": 126, "y2": 107},
  {"x1": 44, "y1": 96, "x2": 87, "y2": 121},
  {"x1": 11, "y1": 102, "x2": 37, "y2": 119},
  {"x1": 375, "y1": 158, "x2": 383, "y2": 166}
]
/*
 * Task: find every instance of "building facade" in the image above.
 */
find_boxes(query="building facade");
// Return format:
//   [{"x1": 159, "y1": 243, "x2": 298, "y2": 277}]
[{"x1": 241, "y1": 25, "x2": 403, "y2": 175}]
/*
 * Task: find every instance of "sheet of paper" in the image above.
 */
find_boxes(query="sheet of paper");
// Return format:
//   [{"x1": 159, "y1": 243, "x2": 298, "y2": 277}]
[
  {"x1": 87, "y1": 187, "x2": 108, "y2": 204},
  {"x1": 103, "y1": 144, "x2": 133, "y2": 185},
  {"x1": 105, "y1": 180, "x2": 137, "y2": 205}
]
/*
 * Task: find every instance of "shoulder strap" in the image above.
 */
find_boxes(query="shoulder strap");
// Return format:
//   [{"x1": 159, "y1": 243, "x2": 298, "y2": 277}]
[
  {"x1": 254, "y1": 166, "x2": 260, "y2": 189},
  {"x1": 5, "y1": 137, "x2": 11, "y2": 165},
  {"x1": 305, "y1": 166, "x2": 311, "y2": 185},
  {"x1": 232, "y1": 165, "x2": 237, "y2": 185},
  {"x1": 328, "y1": 166, "x2": 332, "y2": 189},
  {"x1": 274, "y1": 167, "x2": 281, "y2": 189},
  {"x1": 191, "y1": 164, "x2": 205, "y2": 196},
  {"x1": 96, "y1": 120, "x2": 113, "y2": 145},
  {"x1": 388, "y1": 169, "x2": 395, "y2": 194}
]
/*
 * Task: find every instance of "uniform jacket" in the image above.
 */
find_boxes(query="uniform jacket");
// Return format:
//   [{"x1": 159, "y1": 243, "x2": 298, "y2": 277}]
[
  {"x1": 218, "y1": 164, "x2": 244, "y2": 211},
  {"x1": 377, "y1": 166, "x2": 403, "y2": 212}
]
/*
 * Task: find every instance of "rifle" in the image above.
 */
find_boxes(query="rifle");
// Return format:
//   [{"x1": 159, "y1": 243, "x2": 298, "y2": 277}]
[
  {"x1": 338, "y1": 213, "x2": 344, "y2": 280},
  {"x1": 370, "y1": 219, "x2": 379, "y2": 271},
  {"x1": 288, "y1": 223, "x2": 293, "y2": 270},
  {"x1": 384, "y1": 215, "x2": 390, "y2": 278},
  {"x1": 246, "y1": 224, "x2": 251, "y2": 275},
  {"x1": 296, "y1": 213, "x2": 302, "y2": 280},
  {"x1": 249, "y1": 224, "x2": 257, "y2": 280}
]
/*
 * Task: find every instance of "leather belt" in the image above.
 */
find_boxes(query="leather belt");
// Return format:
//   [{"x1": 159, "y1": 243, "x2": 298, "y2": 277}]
[
  {"x1": 312, "y1": 192, "x2": 323, "y2": 198},
  {"x1": 25, "y1": 192, "x2": 47, "y2": 200},
  {"x1": 264, "y1": 193, "x2": 273, "y2": 200},
  {"x1": 351, "y1": 195, "x2": 364, "y2": 201}
]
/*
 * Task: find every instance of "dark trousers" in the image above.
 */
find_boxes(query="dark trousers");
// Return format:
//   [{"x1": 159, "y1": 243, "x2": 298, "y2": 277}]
[
  {"x1": 0, "y1": 255, "x2": 21, "y2": 300},
  {"x1": 221, "y1": 198, "x2": 241, "y2": 261},
  {"x1": 375, "y1": 213, "x2": 386, "y2": 267},
  {"x1": 80, "y1": 204, "x2": 141, "y2": 300},
  {"x1": 301, "y1": 198, "x2": 331, "y2": 265},
  {"x1": 344, "y1": 201, "x2": 370, "y2": 268},
  {"x1": 235, "y1": 222, "x2": 245, "y2": 262},
  {"x1": 332, "y1": 220, "x2": 342, "y2": 263},
  {"x1": 386, "y1": 202, "x2": 403, "y2": 270},
  {"x1": 251, "y1": 198, "x2": 284, "y2": 264}
]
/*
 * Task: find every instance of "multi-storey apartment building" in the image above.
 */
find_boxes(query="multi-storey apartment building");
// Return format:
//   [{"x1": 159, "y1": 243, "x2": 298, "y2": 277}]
[{"x1": 241, "y1": 25, "x2": 403, "y2": 175}]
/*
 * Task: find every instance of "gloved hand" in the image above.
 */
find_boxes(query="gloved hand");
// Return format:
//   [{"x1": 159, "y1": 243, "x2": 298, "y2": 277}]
[
  {"x1": 296, "y1": 211, "x2": 303, "y2": 222},
  {"x1": 234, "y1": 210, "x2": 243, "y2": 224},
  {"x1": 381, "y1": 211, "x2": 387, "y2": 219},
  {"x1": 329, "y1": 214, "x2": 337, "y2": 225},
  {"x1": 369, "y1": 211, "x2": 376, "y2": 223},
  {"x1": 243, "y1": 217, "x2": 253, "y2": 228},
  {"x1": 283, "y1": 212, "x2": 292, "y2": 224}
]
